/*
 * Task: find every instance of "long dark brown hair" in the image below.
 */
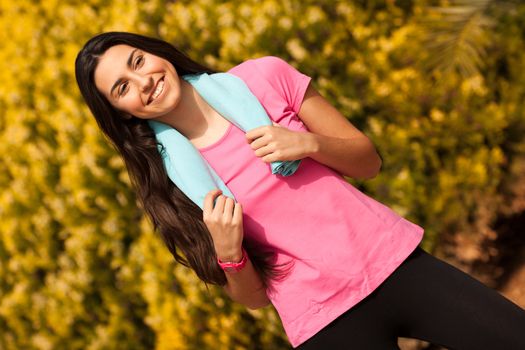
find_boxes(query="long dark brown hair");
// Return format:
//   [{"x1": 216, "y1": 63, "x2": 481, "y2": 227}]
[{"x1": 74, "y1": 32, "x2": 292, "y2": 289}]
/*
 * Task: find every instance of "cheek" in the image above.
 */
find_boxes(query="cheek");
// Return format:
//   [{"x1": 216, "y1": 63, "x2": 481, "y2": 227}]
[{"x1": 120, "y1": 94, "x2": 144, "y2": 113}]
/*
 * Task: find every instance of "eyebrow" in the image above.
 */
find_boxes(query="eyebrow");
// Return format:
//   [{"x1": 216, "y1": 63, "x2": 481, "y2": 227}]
[{"x1": 110, "y1": 48, "x2": 138, "y2": 98}]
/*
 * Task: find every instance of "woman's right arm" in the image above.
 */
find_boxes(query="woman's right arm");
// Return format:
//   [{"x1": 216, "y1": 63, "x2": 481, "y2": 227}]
[{"x1": 204, "y1": 189, "x2": 271, "y2": 310}]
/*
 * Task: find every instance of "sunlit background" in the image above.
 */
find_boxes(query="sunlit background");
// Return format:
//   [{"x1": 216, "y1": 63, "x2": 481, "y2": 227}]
[{"x1": 1, "y1": 0, "x2": 524, "y2": 349}]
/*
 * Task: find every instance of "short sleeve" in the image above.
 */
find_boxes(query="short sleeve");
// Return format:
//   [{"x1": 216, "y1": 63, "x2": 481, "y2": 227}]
[{"x1": 251, "y1": 56, "x2": 312, "y2": 114}]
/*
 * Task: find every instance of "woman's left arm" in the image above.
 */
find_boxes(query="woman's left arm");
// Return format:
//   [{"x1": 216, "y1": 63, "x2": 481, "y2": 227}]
[
  {"x1": 246, "y1": 83, "x2": 382, "y2": 180},
  {"x1": 296, "y1": 83, "x2": 382, "y2": 180}
]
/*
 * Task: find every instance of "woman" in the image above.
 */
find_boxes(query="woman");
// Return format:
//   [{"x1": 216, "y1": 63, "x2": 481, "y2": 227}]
[{"x1": 75, "y1": 32, "x2": 525, "y2": 349}]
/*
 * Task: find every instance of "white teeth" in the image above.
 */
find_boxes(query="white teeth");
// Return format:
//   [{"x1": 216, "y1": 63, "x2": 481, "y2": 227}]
[{"x1": 151, "y1": 79, "x2": 164, "y2": 101}]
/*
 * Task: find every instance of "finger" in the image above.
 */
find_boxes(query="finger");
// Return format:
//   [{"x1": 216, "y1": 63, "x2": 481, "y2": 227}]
[
  {"x1": 212, "y1": 194, "x2": 227, "y2": 216},
  {"x1": 245, "y1": 125, "x2": 266, "y2": 143},
  {"x1": 253, "y1": 143, "x2": 273, "y2": 158},
  {"x1": 233, "y1": 202, "x2": 243, "y2": 225},
  {"x1": 262, "y1": 153, "x2": 275, "y2": 163},
  {"x1": 203, "y1": 189, "x2": 222, "y2": 218},
  {"x1": 223, "y1": 197, "x2": 235, "y2": 220},
  {"x1": 248, "y1": 134, "x2": 268, "y2": 150}
]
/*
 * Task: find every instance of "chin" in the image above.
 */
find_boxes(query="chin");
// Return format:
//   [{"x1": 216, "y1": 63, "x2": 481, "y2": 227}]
[{"x1": 163, "y1": 93, "x2": 180, "y2": 110}]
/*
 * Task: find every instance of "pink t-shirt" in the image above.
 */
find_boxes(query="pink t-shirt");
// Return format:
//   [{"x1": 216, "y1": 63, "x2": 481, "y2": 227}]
[{"x1": 198, "y1": 56, "x2": 425, "y2": 348}]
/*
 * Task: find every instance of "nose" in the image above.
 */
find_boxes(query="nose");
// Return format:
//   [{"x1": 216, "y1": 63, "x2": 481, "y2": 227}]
[{"x1": 136, "y1": 74, "x2": 154, "y2": 93}]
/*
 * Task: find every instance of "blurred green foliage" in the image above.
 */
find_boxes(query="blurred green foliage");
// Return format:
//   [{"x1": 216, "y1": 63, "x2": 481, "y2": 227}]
[{"x1": 1, "y1": 0, "x2": 524, "y2": 349}]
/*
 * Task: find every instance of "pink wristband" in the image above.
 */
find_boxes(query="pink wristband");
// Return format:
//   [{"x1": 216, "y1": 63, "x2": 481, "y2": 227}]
[{"x1": 217, "y1": 247, "x2": 248, "y2": 273}]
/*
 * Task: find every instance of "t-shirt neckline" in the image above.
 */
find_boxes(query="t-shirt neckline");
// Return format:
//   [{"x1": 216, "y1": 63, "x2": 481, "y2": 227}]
[{"x1": 197, "y1": 122, "x2": 234, "y2": 152}]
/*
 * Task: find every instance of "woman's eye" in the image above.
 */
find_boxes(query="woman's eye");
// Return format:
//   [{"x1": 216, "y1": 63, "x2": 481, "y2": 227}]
[
  {"x1": 135, "y1": 55, "x2": 144, "y2": 68},
  {"x1": 119, "y1": 82, "x2": 128, "y2": 96}
]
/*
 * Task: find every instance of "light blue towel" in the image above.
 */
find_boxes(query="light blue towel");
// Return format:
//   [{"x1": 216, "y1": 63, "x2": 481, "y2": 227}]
[{"x1": 147, "y1": 72, "x2": 302, "y2": 210}]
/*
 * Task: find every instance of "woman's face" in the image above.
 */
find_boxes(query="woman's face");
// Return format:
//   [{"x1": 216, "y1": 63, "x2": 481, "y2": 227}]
[{"x1": 94, "y1": 44, "x2": 182, "y2": 119}]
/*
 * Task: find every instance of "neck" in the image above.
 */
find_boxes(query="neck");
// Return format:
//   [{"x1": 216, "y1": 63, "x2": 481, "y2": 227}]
[{"x1": 152, "y1": 79, "x2": 217, "y2": 140}]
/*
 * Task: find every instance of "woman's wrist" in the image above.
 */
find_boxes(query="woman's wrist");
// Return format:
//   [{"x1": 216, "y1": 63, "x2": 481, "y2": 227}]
[
  {"x1": 217, "y1": 248, "x2": 244, "y2": 263},
  {"x1": 303, "y1": 131, "x2": 320, "y2": 158}
]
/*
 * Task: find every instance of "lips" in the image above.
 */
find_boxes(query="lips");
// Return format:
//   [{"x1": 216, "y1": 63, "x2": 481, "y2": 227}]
[{"x1": 147, "y1": 76, "x2": 165, "y2": 105}]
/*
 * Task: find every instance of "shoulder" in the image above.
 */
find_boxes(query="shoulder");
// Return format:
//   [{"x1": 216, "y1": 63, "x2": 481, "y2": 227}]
[
  {"x1": 228, "y1": 56, "x2": 312, "y2": 114},
  {"x1": 228, "y1": 55, "x2": 285, "y2": 69}
]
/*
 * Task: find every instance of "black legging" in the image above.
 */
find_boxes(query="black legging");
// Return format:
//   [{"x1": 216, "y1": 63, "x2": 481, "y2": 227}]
[{"x1": 297, "y1": 245, "x2": 525, "y2": 350}]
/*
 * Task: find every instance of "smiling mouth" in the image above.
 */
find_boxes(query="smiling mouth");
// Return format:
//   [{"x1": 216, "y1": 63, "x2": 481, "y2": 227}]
[{"x1": 148, "y1": 76, "x2": 165, "y2": 104}]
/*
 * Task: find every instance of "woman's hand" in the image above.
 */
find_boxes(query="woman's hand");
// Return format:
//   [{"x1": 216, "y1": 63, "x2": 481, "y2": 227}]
[
  {"x1": 203, "y1": 189, "x2": 244, "y2": 262},
  {"x1": 245, "y1": 122, "x2": 316, "y2": 163}
]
